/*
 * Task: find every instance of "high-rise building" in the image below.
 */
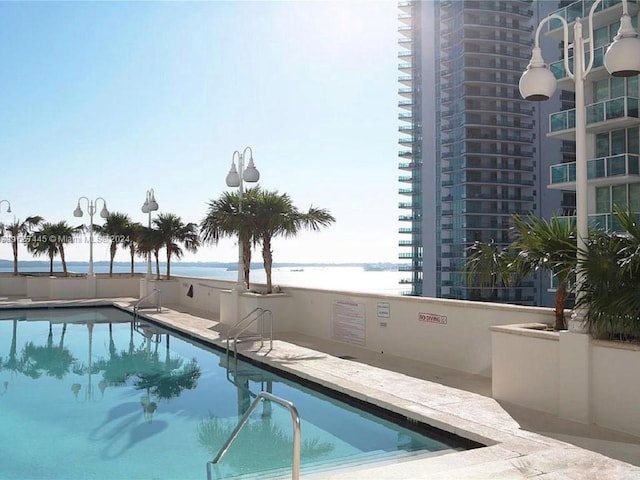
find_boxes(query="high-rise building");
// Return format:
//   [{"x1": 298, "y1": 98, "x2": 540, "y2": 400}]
[
  {"x1": 397, "y1": 0, "x2": 563, "y2": 304},
  {"x1": 545, "y1": 1, "x2": 639, "y2": 236}
]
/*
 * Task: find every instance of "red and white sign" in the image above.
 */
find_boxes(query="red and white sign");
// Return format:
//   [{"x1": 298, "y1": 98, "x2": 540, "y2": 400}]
[{"x1": 419, "y1": 312, "x2": 447, "y2": 325}]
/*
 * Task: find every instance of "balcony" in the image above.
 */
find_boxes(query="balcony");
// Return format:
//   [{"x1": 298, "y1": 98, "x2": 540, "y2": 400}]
[
  {"x1": 398, "y1": 160, "x2": 422, "y2": 170},
  {"x1": 548, "y1": 96, "x2": 640, "y2": 140},
  {"x1": 546, "y1": 0, "x2": 637, "y2": 37},
  {"x1": 549, "y1": 154, "x2": 640, "y2": 189},
  {"x1": 398, "y1": 239, "x2": 421, "y2": 246},
  {"x1": 549, "y1": 45, "x2": 612, "y2": 88},
  {"x1": 559, "y1": 212, "x2": 640, "y2": 232}
]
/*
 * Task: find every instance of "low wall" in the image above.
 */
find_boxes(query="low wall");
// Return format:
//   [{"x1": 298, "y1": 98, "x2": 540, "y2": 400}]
[
  {"x1": 175, "y1": 276, "x2": 554, "y2": 377},
  {"x1": 0, "y1": 273, "x2": 142, "y2": 300},
  {"x1": 491, "y1": 324, "x2": 640, "y2": 437}
]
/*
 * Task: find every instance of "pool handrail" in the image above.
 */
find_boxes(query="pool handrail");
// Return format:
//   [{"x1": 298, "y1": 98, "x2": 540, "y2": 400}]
[
  {"x1": 133, "y1": 289, "x2": 162, "y2": 320},
  {"x1": 206, "y1": 391, "x2": 301, "y2": 480},
  {"x1": 225, "y1": 308, "x2": 273, "y2": 365}
]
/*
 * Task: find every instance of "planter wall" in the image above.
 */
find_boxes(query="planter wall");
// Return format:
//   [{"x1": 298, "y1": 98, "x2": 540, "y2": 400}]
[{"x1": 492, "y1": 324, "x2": 640, "y2": 436}]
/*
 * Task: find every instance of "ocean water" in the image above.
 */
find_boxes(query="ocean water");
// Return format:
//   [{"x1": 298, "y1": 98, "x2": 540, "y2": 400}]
[{"x1": 0, "y1": 264, "x2": 404, "y2": 295}]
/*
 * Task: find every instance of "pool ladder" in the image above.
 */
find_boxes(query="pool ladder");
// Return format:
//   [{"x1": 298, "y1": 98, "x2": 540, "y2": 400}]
[
  {"x1": 206, "y1": 391, "x2": 301, "y2": 480},
  {"x1": 133, "y1": 288, "x2": 162, "y2": 321},
  {"x1": 225, "y1": 307, "x2": 273, "y2": 366}
]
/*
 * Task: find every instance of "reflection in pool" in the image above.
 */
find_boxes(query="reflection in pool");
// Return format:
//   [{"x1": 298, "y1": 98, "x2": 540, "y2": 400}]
[{"x1": 0, "y1": 307, "x2": 466, "y2": 479}]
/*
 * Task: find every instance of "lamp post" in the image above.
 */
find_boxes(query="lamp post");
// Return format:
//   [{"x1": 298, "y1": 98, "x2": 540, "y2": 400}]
[
  {"x1": 73, "y1": 197, "x2": 109, "y2": 276},
  {"x1": 141, "y1": 189, "x2": 159, "y2": 283},
  {"x1": 226, "y1": 146, "x2": 260, "y2": 291},
  {"x1": 519, "y1": 0, "x2": 640, "y2": 320},
  {"x1": 0, "y1": 200, "x2": 11, "y2": 214}
]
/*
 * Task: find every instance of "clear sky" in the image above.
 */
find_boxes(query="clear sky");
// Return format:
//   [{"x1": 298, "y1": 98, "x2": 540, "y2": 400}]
[{"x1": 0, "y1": 0, "x2": 399, "y2": 265}]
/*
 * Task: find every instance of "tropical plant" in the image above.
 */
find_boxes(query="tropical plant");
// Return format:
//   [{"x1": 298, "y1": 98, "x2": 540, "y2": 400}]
[
  {"x1": 577, "y1": 209, "x2": 640, "y2": 340},
  {"x1": 27, "y1": 223, "x2": 59, "y2": 274},
  {"x1": 3, "y1": 216, "x2": 43, "y2": 275},
  {"x1": 464, "y1": 239, "x2": 515, "y2": 301},
  {"x1": 252, "y1": 188, "x2": 335, "y2": 293},
  {"x1": 200, "y1": 188, "x2": 258, "y2": 289},
  {"x1": 153, "y1": 213, "x2": 200, "y2": 280},
  {"x1": 94, "y1": 212, "x2": 132, "y2": 277},
  {"x1": 138, "y1": 226, "x2": 164, "y2": 280},
  {"x1": 463, "y1": 213, "x2": 577, "y2": 330},
  {"x1": 123, "y1": 222, "x2": 143, "y2": 276}
]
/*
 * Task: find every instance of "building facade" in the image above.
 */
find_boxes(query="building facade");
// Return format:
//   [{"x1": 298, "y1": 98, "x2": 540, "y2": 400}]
[
  {"x1": 398, "y1": 0, "x2": 563, "y2": 304},
  {"x1": 546, "y1": 1, "x2": 640, "y2": 235}
]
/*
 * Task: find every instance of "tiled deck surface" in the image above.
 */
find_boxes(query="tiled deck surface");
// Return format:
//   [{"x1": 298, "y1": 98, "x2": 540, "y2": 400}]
[{"x1": 4, "y1": 298, "x2": 640, "y2": 479}]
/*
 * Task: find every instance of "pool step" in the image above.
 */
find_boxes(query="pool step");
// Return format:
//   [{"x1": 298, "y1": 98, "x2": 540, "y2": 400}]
[{"x1": 223, "y1": 447, "x2": 460, "y2": 479}]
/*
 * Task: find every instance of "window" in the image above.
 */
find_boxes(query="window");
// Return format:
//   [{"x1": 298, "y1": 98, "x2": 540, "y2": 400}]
[
  {"x1": 595, "y1": 132, "x2": 609, "y2": 157},
  {"x1": 596, "y1": 187, "x2": 610, "y2": 214}
]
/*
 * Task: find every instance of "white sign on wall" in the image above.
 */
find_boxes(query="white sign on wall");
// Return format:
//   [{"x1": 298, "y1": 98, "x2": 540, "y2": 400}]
[
  {"x1": 377, "y1": 302, "x2": 390, "y2": 318},
  {"x1": 332, "y1": 301, "x2": 366, "y2": 346},
  {"x1": 418, "y1": 312, "x2": 448, "y2": 325}
]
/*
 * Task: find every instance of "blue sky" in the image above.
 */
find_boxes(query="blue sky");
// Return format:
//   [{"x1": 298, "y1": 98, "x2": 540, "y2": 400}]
[{"x1": 0, "y1": 0, "x2": 399, "y2": 264}]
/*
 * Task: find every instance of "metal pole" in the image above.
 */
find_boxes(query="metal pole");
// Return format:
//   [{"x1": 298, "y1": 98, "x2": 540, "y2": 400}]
[
  {"x1": 236, "y1": 152, "x2": 246, "y2": 291},
  {"x1": 88, "y1": 201, "x2": 95, "y2": 276},
  {"x1": 574, "y1": 19, "x2": 588, "y2": 313}
]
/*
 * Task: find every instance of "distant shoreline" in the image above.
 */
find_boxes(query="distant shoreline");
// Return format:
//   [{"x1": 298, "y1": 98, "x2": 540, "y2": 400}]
[{"x1": 0, "y1": 259, "x2": 399, "y2": 271}]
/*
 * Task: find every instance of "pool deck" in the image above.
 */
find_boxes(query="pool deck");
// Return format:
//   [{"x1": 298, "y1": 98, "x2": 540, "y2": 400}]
[{"x1": 4, "y1": 298, "x2": 640, "y2": 479}]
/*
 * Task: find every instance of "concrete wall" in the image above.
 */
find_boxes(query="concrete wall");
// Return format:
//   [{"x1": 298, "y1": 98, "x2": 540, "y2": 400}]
[
  {"x1": 492, "y1": 325, "x2": 559, "y2": 414},
  {"x1": 492, "y1": 325, "x2": 640, "y2": 437},
  {"x1": 178, "y1": 276, "x2": 555, "y2": 377}
]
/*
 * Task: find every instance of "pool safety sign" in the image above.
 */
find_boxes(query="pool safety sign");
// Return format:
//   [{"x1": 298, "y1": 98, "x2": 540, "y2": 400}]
[
  {"x1": 419, "y1": 312, "x2": 447, "y2": 325},
  {"x1": 332, "y1": 301, "x2": 366, "y2": 346}
]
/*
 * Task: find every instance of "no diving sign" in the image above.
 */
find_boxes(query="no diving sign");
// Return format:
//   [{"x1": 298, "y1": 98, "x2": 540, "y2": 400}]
[{"x1": 419, "y1": 312, "x2": 447, "y2": 325}]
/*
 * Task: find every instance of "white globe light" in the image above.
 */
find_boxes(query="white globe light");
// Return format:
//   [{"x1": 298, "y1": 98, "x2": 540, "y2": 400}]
[
  {"x1": 519, "y1": 65, "x2": 557, "y2": 101},
  {"x1": 605, "y1": 36, "x2": 640, "y2": 77}
]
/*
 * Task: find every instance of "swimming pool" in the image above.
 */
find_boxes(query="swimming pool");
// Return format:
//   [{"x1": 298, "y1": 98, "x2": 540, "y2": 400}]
[{"x1": 0, "y1": 306, "x2": 471, "y2": 479}]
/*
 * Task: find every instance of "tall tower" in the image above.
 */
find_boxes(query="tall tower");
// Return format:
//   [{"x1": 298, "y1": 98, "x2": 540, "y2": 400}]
[{"x1": 397, "y1": 1, "x2": 562, "y2": 304}]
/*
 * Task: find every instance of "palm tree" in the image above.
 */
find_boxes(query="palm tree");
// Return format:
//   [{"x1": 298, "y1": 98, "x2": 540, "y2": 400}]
[
  {"x1": 138, "y1": 226, "x2": 164, "y2": 280},
  {"x1": 200, "y1": 188, "x2": 259, "y2": 289},
  {"x1": 123, "y1": 222, "x2": 143, "y2": 276},
  {"x1": 252, "y1": 188, "x2": 335, "y2": 293},
  {"x1": 577, "y1": 209, "x2": 640, "y2": 340},
  {"x1": 94, "y1": 212, "x2": 132, "y2": 277},
  {"x1": 28, "y1": 223, "x2": 59, "y2": 274},
  {"x1": 3, "y1": 216, "x2": 43, "y2": 275},
  {"x1": 153, "y1": 213, "x2": 200, "y2": 280},
  {"x1": 463, "y1": 213, "x2": 577, "y2": 330},
  {"x1": 28, "y1": 222, "x2": 80, "y2": 275},
  {"x1": 464, "y1": 240, "x2": 515, "y2": 301}
]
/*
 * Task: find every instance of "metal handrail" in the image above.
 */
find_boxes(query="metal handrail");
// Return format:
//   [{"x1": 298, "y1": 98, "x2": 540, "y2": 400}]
[
  {"x1": 133, "y1": 289, "x2": 161, "y2": 320},
  {"x1": 206, "y1": 392, "x2": 301, "y2": 480},
  {"x1": 225, "y1": 308, "x2": 273, "y2": 365}
]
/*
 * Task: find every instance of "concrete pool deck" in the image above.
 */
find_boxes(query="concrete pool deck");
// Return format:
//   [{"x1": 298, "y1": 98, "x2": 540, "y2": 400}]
[{"x1": 3, "y1": 298, "x2": 640, "y2": 479}]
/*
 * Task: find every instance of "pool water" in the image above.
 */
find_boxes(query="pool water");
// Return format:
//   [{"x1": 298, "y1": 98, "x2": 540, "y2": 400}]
[{"x1": 0, "y1": 307, "x2": 464, "y2": 479}]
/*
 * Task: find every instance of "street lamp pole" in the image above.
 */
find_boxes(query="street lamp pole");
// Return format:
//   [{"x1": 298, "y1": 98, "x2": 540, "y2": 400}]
[
  {"x1": 519, "y1": 0, "x2": 640, "y2": 318},
  {"x1": 226, "y1": 146, "x2": 260, "y2": 291},
  {"x1": 74, "y1": 197, "x2": 109, "y2": 276},
  {"x1": 0, "y1": 200, "x2": 11, "y2": 214},
  {"x1": 141, "y1": 189, "x2": 159, "y2": 282}
]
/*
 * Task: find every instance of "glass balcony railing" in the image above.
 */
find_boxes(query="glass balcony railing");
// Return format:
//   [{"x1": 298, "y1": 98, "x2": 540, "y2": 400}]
[
  {"x1": 549, "y1": 154, "x2": 640, "y2": 184},
  {"x1": 549, "y1": 44, "x2": 607, "y2": 80},
  {"x1": 547, "y1": 0, "x2": 625, "y2": 31},
  {"x1": 586, "y1": 96, "x2": 639, "y2": 124},
  {"x1": 550, "y1": 109, "x2": 576, "y2": 132},
  {"x1": 589, "y1": 212, "x2": 640, "y2": 231},
  {"x1": 549, "y1": 97, "x2": 639, "y2": 133}
]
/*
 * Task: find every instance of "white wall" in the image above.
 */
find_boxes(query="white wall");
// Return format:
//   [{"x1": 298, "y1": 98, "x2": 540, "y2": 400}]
[
  {"x1": 592, "y1": 341, "x2": 640, "y2": 437},
  {"x1": 176, "y1": 277, "x2": 555, "y2": 377},
  {"x1": 492, "y1": 325, "x2": 640, "y2": 437},
  {"x1": 492, "y1": 326, "x2": 559, "y2": 414}
]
